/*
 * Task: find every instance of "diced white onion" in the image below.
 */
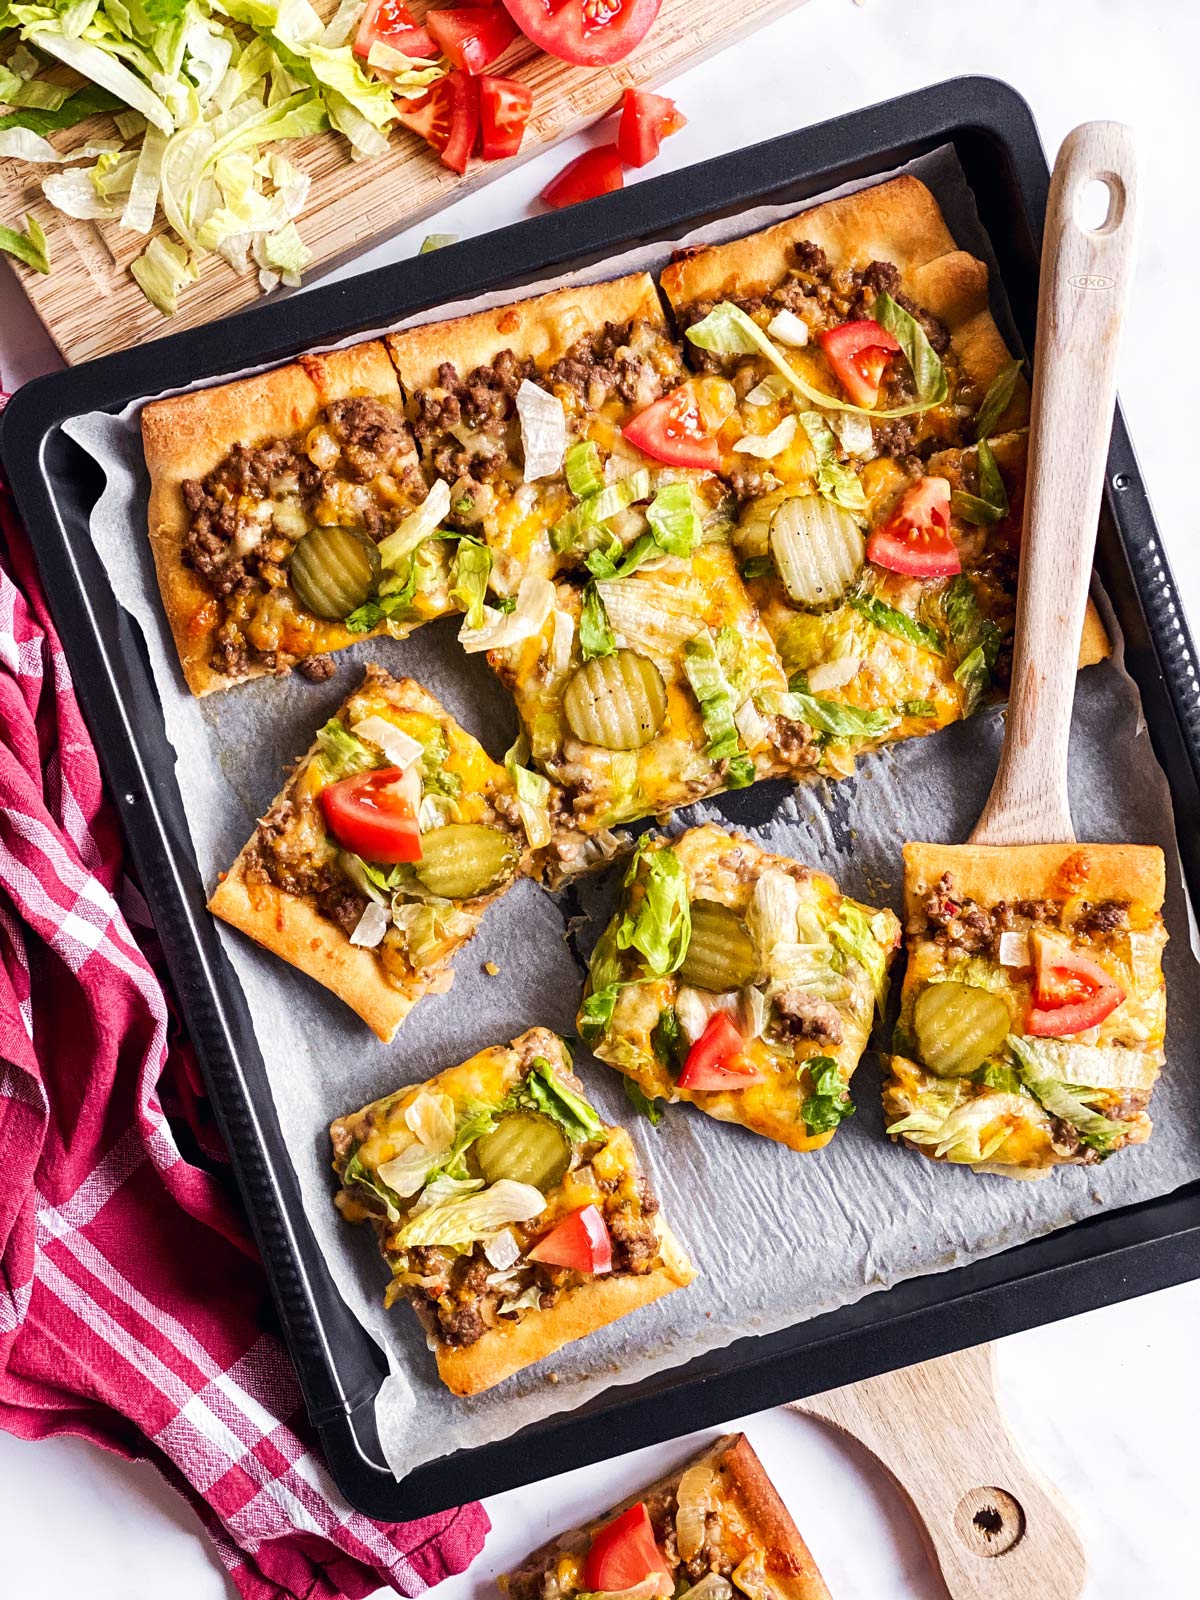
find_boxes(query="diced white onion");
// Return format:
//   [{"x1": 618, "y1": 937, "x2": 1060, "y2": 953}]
[
  {"x1": 807, "y1": 655, "x2": 862, "y2": 692},
  {"x1": 732, "y1": 414, "x2": 797, "y2": 459},
  {"x1": 352, "y1": 714, "x2": 423, "y2": 771},
  {"x1": 999, "y1": 931, "x2": 1031, "y2": 968},
  {"x1": 349, "y1": 900, "x2": 389, "y2": 948},
  {"x1": 734, "y1": 696, "x2": 767, "y2": 750},
  {"x1": 459, "y1": 574, "x2": 555, "y2": 655},
  {"x1": 766, "y1": 309, "x2": 809, "y2": 347},
  {"x1": 484, "y1": 1229, "x2": 522, "y2": 1271},
  {"x1": 829, "y1": 412, "x2": 875, "y2": 457},
  {"x1": 516, "y1": 379, "x2": 567, "y2": 482}
]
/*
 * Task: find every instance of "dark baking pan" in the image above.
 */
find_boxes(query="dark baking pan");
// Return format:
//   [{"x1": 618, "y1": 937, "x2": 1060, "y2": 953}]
[{"x1": 3, "y1": 76, "x2": 1199, "y2": 1520}]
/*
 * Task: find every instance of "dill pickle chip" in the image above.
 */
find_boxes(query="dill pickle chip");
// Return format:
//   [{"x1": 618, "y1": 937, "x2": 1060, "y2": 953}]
[
  {"x1": 413, "y1": 823, "x2": 519, "y2": 900},
  {"x1": 562, "y1": 649, "x2": 667, "y2": 750},
  {"x1": 679, "y1": 900, "x2": 757, "y2": 991},
  {"x1": 475, "y1": 1112, "x2": 571, "y2": 1190},
  {"x1": 289, "y1": 524, "x2": 381, "y2": 620},
  {"x1": 913, "y1": 980, "x2": 1012, "y2": 1078}
]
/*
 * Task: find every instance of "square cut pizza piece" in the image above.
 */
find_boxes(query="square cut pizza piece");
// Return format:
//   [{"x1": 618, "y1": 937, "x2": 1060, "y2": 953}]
[
  {"x1": 210, "y1": 665, "x2": 541, "y2": 1042},
  {"x1": 485, "y1": 545, "x2": 815, "y2": 876},
  {"x1": 884, "y1": 842, "x2": 1168, "y2": 1178},
  {"x1": 580, "y1": 824, "x2": 901, "y2": 1151},
  {"x1": 499, "y1": 1431, "x2": 831, "y2": 1600},
  {"x1": 660, "y1": 175, "x2": 1107, "y2": 777},
  {"x1": 141, "y1": 340, "x2": 458, "y2": 696},
  {"x1": 385, "y1": 274, "x2": 735, "y2": 603},
  {"x1": 330, "y1": 1027, "x2": 695, "y2": 1396}
]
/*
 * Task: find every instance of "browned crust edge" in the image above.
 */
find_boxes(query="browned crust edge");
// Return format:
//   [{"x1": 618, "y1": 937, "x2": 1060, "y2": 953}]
[{"x1": 902, "y1": 840, "x2": 1167, "y2": 918}]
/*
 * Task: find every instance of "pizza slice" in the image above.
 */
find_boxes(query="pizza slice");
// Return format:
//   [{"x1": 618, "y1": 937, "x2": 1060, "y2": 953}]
[
  {"x1": 884, "y1": 842, "x2": 1168, "y2": 1177},
  {"x1": 330, "y1": 1027, "x2": 695, "y2": 1395},
  {"x1": 580, "y1": 823, "x2": 901, "y2": 1151},
  {"x1": 499, "y1": 1431, "x2": 831, "y2": 1600},
  {"x1": 141, "y1": 341, "x2": 460, "y2": 695},
  {"x1": 210, "y1": 665, "x2": 541, "y2": 1041},
  {"x1": 660, "y1": 175, "x2": 1108, "y2": 776}
]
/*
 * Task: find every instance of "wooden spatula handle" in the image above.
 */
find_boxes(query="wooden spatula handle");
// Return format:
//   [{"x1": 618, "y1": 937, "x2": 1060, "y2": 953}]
[
  {"x1": 971, "y1": 122, "x2": 1138, "y2": 847},
  {"x1": 792, "y1": 1344, "x2": 1086, "y2": 1598}
]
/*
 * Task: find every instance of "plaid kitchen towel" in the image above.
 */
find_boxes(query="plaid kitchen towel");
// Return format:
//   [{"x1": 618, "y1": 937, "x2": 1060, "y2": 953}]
[{"x1": 0, "y1": 387, "x2": 490, "y2": 1598}]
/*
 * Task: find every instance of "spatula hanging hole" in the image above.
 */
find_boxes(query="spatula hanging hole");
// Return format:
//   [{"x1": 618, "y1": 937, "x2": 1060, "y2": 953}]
[
  {"x1": 953, "y1": 1486, "x2": 1026, "y2": 1558},
  {"x1": 1075, "y1": 173, "x2": 1124, "y2": 234}
]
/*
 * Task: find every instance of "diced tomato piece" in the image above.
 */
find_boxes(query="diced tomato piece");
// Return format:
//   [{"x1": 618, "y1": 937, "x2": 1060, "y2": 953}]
[
  {"x1": 527, "y1": 1204, "x2": 613, "y2": 1274},
  {"x1": 425, "y1": 6, "x2": 519, "y2": 73},
  {"x1": 622, "y1": 383, "x2": 719, "y2": 470},
  {"x1": 320, "y1": 766, "x2": 422, "y2": 863},
  {"x1": 817, "y1": 318, "x2": 902, "y2": 408},
  {"x1": 1026, "y1": 932, "x2": 1126, "y2": 1036},
  {"x1": 583, "y1": 1504, "x2": 673, "y2": 1595},
  {"x1": 478, "y1": 73, "x2": 532, "y2": 160},
  {"x1": 866, "y1": 476, "x2": 959, "y2": 578},
  {"x1": 616, "y1": 88, "x2": 685, "y2": 168},
  {"x1": 355, "y1": 0, "x2": 437, "y2": 61},
  {"x1": 540, "y1": 142, "x2": 624, "y2": 208},
  {"x1": 677, "y1": 1012, "x2": 765, "y2": 1092},
  {"x1": 502, "y1": 0, "x2": 663, "y2": 68},
  {"x1": 397, "y1": 71, "x2": 479, "y2": 172}
]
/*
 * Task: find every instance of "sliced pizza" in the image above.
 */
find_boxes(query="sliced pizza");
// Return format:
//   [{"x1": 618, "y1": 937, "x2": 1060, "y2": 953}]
[
  {"x1": 579, "y1": 823, "x2": 901, "y2": 1151},
  {"x1": 884, "y1": 841, "x2": 1168, "y2": 1177},
  {"x1": 499, "y1": 1431, "x2": 831, "y2": 1600},
  {"x1": 330, "y1": 1026, "x2": 695, "y2": 1395},
  {"x1": 210, "y1": 664, "x2": 542, "y2": 1041}
]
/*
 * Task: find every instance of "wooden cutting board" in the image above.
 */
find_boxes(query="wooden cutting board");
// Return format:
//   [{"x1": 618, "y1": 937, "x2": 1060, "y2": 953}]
[{"x1": 0, "y1": 0, "x2": 810, "y2": 366}]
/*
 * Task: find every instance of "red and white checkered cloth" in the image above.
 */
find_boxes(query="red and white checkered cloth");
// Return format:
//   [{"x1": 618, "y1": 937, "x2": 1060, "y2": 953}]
[{"x1": 0, "y1": 382, "x2": 490, "y2": 1599}]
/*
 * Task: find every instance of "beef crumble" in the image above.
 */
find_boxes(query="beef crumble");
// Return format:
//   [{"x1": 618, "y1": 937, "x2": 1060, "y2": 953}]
[
  {"x1": 915, "y1": 872, "x2": 1133, "y2": 957},
  {"x1": 773, "y1": 989, "x2": 845, "y2": 1045}
]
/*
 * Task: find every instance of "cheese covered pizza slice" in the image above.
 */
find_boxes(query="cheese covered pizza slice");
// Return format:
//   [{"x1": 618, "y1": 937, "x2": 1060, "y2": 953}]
[
  {"x1": 660, "y1": 175, "x2": 1108, "y2": 776},
  {"x1": 330, "y1": 1027, "x2": 695, "y2": 1395},
  {"x1": 580, "y1": 824, "x2": 901, "y2": 1151},
  {"x1": 500, "y1": 1432, "x2": 831, "y2": 1600},
  {"x1": 884, "y1": 842, "x2": 1168, "y2": 1177},
  {"x1": 210, "y1": 665, "x2": 543, "y2": 1041}
]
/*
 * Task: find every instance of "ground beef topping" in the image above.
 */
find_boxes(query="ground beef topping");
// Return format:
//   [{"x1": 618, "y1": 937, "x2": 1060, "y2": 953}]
[
  {"x1": 773, "y1": 989, "x2": 845, "y2": 1044},
  {"x1": 915, "y1": 874, "x2": 1134, "y2": 957}
]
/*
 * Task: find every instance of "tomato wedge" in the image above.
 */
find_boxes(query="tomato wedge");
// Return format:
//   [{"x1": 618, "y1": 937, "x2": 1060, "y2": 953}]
[
  {"x1": 677, "y1": 1012, "x2": 765, "y2": 1092},
  {"x1": 397, "y1": 71, "x2": 479, "y2": 173},
  {"x1": 478, "y1": 73, "x2": 532, "y2": 160},
  {"x1": 817, "y1": 318, "x2": 902, "y2": 408},
  {"x1": 354, "y1": 0, "x2": 437, "y2": 61},
  {"x1": 583, "y1": 1504, "x2": 673, "y2": 1595},
  {"x1": 320, "y1": 766, "x2": 422, "y2": 864},
  {"x1": 1027, "y1": 932, "x2": 1126, "y2": 1036},
  {"x1": 866, "y1": 476, "x2": 960, "y2": 578},
  {"x1": 616, "y1": 88, "x2": 685, "y2": 168},
  {"x1": 622, "y1": 384, "x2": 719, "y2": 470},
  {"x1": 540, "y1": 143, "x2": 624, "y2": 208},
  {"x1": 425, "y1": 6, "x2": 519, "y2": 73},
  {"x1": 527, "y1": 1204, "x2": 613, "y2": 1274},
  {"x1": 501, "y1": 0, "x2": 663, "y2": 68}
]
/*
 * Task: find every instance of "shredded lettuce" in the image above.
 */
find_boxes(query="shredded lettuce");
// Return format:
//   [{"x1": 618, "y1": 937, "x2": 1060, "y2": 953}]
[
  {"x1": 952, "y1": 436, "x2": 1009, "y2": 527},
  {"x1": 510, "y1": 1057, "x2": 604, "y2": 1144},
  {"x1": 762, "y1": 687, "x2": 897, "y2": 743},
  {"x1": 624, "y1": 1078, "x2": 665, "y2": 1125},
  {"x1": 504, "y1": 733, "x2": 552, "y2": 850},
  {"x1": 683, "y1": 627, "x2": 743, "y2": 762},
  {"x1": 849, "y1": 594, "x2": 945, "y2": 656},
  {"x1": 0, "y1": 211, "x2": 49, "y2": 272},
  {"x1": 449, "y1": 537, "x2": 491, "y2": 630},
  {"x1": 342, "y1": 1145, "x2": 402, "y2": 1222},
  {"x1": 650, "y1": 1007, "x2": 686, "y2": 1075},
  {"x1": 1007, "y1": 1035, "x2": 1132, "y2": 1153},
  {"x1": 800, "y1": 1056, "x2": 854, "y2": 1135},
  {"x1": 130, "y1": 233, "x2": 196, "y2": 314},
  {"x1": 974, "y1": 357, "x2": 1023, "y2": 441},
  {"x1": 799, "y1": 412, "x2": 867, "y2": 516},
  {"x1": 830, "y1": 902, "x2": 890, "y2": 1008},
  {"x1": 0, "y1": 81, "x2": 122, "y2": 135},
  {"x1": 565, "y1": 439, "x2": 604, "y2": 499},
  {"x1": 579, "y1": 580, "x2": 616, "y2": 660},
  {"x1": 646, "y1": 480, "x2": 702, "y2": 557},
  {"x1": 616, "y1": 842, "x2": 691, "y2": 978},
  {"x1": 871, "y1": 291, "x2": 948, "y2": 407},
  {"x1": 316, "y1": 716, "x2": 381, "y2": 780}
]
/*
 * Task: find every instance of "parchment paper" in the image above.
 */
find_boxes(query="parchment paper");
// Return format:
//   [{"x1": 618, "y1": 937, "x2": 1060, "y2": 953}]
[{"x1": 62, "y1": 147, "x2": 1200, "y2": 1479}]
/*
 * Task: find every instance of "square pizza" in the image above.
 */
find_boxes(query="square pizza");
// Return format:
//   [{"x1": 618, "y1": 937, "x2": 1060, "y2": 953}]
[
  {"x1": 330, "y1": 1027, "x2": 695, "y2": 1395},
  {"x1": 660, "y1": 175, "x2": 1108, "y2": 776},
  {"x1": 884, "y1": 842, "x2": 1168, "y2": 1177},
  {"x1": 210, "y1": 665, "x2": 538, "y2": 1041},
  {"x1": 141, "y1": 341, "x2": 457, "y2": 695},
  {"x1": 580, "y1": 823, "x2": 901, "y2": 1151},
  {"x1": 499, "y1": 1431, "x2": 831, "y2": 1600}
]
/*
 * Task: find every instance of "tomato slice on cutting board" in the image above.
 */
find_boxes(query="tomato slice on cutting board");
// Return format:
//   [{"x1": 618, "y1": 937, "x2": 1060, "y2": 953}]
[
  {"x1": 1026, "y1": 931, "x2": 1126, "y2": 1036},
  {"x1": 866, "y1": 476, "x2": 960, "y2": 578},
  {"x1": 622, "y1": 383, "x2": 719, "y2": 470},
  {"x1": 501, "y1": 0, "x2": 663, "y2": 67},
  {"x1": 355, "y1": 0, "x2": 437, "y2": 61},
  {"x1": 677, "y1": 1012, "x2": 765, "y2": 1092},
  {"x1": 617, "y1": 88, "x2": 685, "y2": 167},
  {"x1": 583, "y1": 1504, "x2": 674, "y2": 1595},
  {"x1": 320, "y1": 766, "x2": 422, "y2": 863},
  {"x1": 396, "y1": 71, "x2": 480, "y2": 173},
  {"x1": 527, "y1": 1205, "x2": 613, "y2": 1273},
  {"x1": 426, "y1": 6, "x2": 520, "y2": 73},
  {"x1": 816, "y1": 318, "x2": 902, "y2": 408},
  {"x1": 479, "y1": 73, "x2": 532, "y2": 159},
  {"x1": 541, "y1": 143, "x2": 624, "y2": 207}
]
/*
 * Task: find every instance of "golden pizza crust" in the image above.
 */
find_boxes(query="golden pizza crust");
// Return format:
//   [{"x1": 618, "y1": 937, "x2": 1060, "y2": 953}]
[
  {"x1": 661, "y1": 175, "x2": 1029, "y2": 430},
  {"x1": 902, "y1": 840, "x2": 1166, "y2": 916},
  {"x1": 499, "y1": 1432, "x2": 831, "y2": 1600},
  {"x1": 434, "y1": 1220, "x2": 695, "y2": 1397},
  {"x1": 140, "y1": 340, "x2": 406, "y2": 697},
  {"x1": 385, "y1": 272, "x2": 668, "y2": 392}
]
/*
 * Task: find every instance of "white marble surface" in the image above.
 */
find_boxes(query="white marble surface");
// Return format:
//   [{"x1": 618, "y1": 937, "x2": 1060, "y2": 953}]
[{"x1": 2, "y1": 0, "x2": 1198, "y2": 1594}]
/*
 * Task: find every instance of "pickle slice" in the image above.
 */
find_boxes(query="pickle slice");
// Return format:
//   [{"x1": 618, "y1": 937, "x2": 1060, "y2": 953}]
[
  {"x1": 290, "y1": 524, "x2": 381, "y2": 620},
  {"x1": 562, "y1": 649, "x2": 667, "y2": 750},
  {"x1": 475, "y1": 1112, "x2": 571, "y2": 1190},
  {"x1": 413, "y1": 823, "x2": 520, "y2": 900},
  {"x1": 679, "y1": 900, "x2": 757, "y2": 992},
  {"x1": 913, "y1": 980, "x2": 1011, "y2": 1078}
]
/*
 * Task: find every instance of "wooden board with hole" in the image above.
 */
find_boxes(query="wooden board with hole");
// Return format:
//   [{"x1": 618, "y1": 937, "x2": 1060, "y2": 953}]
[{"x1": 0, "y1": 0, "x2": 811, "y2": 367}]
